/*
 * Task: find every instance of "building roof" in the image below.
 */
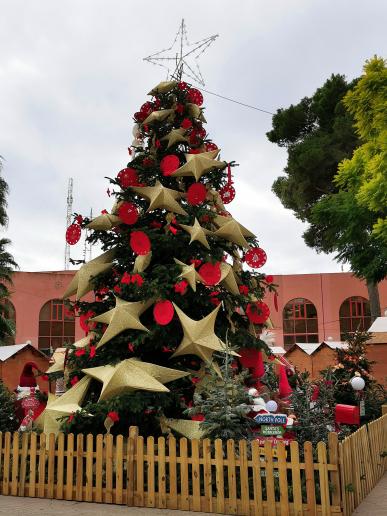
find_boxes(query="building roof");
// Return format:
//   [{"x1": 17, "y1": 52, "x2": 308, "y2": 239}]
[
  {"x1": 286, "y1": 341, "x2": 347, "y2": 356},
  {"x1": 270, "y1": 346, "x2": 286, "y2": 355},
  {"x1": 369, "y1": 332, "x2": 387, "y2": 345},
  {"x1": 0, "y1": 343, "x2": 48, "y2": 362},
  {"x1": 368, "y1": 317, "x2": 387, "y2": 333}
]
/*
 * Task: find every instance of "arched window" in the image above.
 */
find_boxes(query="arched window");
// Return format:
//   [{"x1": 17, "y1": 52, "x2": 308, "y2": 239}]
[
  {"x1": 339, "y1": 296, "x2": 371, "y2": 340},
  {"x1": 283, "y1": 298, "x2": 319, "y2": 349},
  {"x1": 38, "y1": 299, "x2": 75, "y2": 354},
  {"x1": 1, "y1": 299, "x2": 16, "y2": 345}
]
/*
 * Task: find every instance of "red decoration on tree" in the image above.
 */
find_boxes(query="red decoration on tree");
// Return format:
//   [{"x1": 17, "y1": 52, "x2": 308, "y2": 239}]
[
  {"x1": 75, "y1": 348, "x2": 86, "y2": 357},
  {"x1": 140, "y1": 101, "x2": 153, "y2": 117},
  {"x1": 204, "y1": 142, "x2": 218, "y2": 152},
  {"x1": 238, "y1": 285, "x2": 249, "y2": 296},
  {"x1": 66, "y1": 224, "x2": 81, "y2": 245},
  {"x1": 278, "y1": 365, "x2": 293, "y2": 398},
  {"x1": 335, "y1": 404, "x2": 360, "y2": 425},
  {"x1": 175, "y1": 103, "x2": 185, "y2": 115},
  {"x1": 89, "y1": 345, "x2": 96, "y2": 358},
  {"x1": 117, "y1": 168, "x2": 138, "y2": 188},
  {"x1": 134, "y1": 111, "x2": 146, "y2": 122},
  {"x1": 219, "y1": 184, "x2": 236, "y2": 204},
  {"x1": 187, "y1": 183, "x2": 207, "y2": 206},
  {"x1": 75, "y1": 214, "x2": 83, "y2": 224},
  {"x1": 160, "y1": 155, "x2": 180, "y2": 176},
  {"x1": 130, "y1": 231, "x2": 151, "y2": 255},
  {"x1": 174, "y1": 280, "x2": 188, "y2": 295},
  {"x1": 121, "y1": 271, "x2": 131, "y2": 284},
  {"x1": 80, "y1": 310, "x2": 96, "y2": 333},
  {"x1": 189, "y1": 258, "x2": 202, "y2": 268},
  {"x1": 246, "y1": 301, "x2": 270, "y2": 324},
  {"x1": 107, "y1": 411, "x2": 120, "y2": 422},
  {"x1": 266, "y1": 275, "x2": 274, "y2": 283},
  {"x1": 70, "y1": 376, "x2": 79, "y2": 386},
  {"x1": 181, "y1": 118, "x2": 192, "y2": 129},
  {"x1": 153, "y1": 300, "x2": 175, "y2": 325},
  {"x1": 186, "y1": 88, "x2": 203, "y2": 106},
  {"x1": 198, "y1": 262, "x2": 221, "y2": 285},
  {"x1": 142, "y1": 157, "x2": 155, "y2": 167},
  {"x1": 178, "y1": 81, "x2": 188, "y2": 90},
  {"x1": 245, "y1": 247, "x2": 267, "y2": 268},
  {"x1": 118, "y1": 202, "x2": 138, "y2": 225}
]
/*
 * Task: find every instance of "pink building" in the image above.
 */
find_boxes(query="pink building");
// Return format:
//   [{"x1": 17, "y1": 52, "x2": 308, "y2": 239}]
[{"x1": 7, "y1": 270, "x2": 387, "y2": 353}]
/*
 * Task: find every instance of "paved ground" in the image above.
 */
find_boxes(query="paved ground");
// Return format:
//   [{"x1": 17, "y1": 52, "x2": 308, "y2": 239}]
[{"x1": 353, "y1": 472, "x2": 387, "y2": 515}]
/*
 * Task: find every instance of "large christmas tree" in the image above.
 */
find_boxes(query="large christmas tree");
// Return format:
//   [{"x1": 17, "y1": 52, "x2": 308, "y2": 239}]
[{"x1": 41, "y1": 79, "x2": 274, "y2": 437}]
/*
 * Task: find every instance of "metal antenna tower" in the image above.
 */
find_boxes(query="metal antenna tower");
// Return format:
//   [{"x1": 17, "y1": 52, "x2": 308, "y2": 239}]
[
  {"x1": 143, "y1": 19, "x2": 218, "y2": 86},
  {"x1": 82, "y1": 208, "x2": 93, "y2": 263},
  {"x1": 64, "y1": 178, "x2": 73, "y2": 270}
]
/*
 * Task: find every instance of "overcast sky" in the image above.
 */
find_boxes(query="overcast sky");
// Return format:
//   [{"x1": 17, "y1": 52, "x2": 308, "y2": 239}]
[{"x1": 1, "y1": 0, "x2": 386, "y2": 275}]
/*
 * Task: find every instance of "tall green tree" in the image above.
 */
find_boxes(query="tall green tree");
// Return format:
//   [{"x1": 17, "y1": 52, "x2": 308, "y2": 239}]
[{"x1": 268, "y1": 72, "x2": 386, "y2": 319}]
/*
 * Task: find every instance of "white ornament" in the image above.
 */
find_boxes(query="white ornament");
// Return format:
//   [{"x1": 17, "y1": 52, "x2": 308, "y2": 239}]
[
  {"x1": 132, "y1": 124, "x2": 141, "y2": 138},
  {"x1": 253, "y1": 397, "x2": 265, "y2": 406},
  {"x1": 248, "y1": 388, "x2": 258, "y2": 397},
  {"x1": 286, "y1": 417, "x2": 294, "y2": 427},
  {"x1": 132, "y1": 138, "x2": 142, "y2": 147},
  {"x1": 350, "y1": 376, "x2": 365, "y2": 391},
  {"x1": 265, "y1": 400, "x2": 278, "y2": 413}
]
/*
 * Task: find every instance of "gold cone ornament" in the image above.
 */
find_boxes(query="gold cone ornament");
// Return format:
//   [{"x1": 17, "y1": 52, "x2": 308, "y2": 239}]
[
  {"x1": 130, "y1": 181, "x2": 188, "y2": 216},
  {"x1": 186, "y1": 103, "x2": 206, "y2": 123},
  {"x1": 171, "y1": 303, "x2": 238, "y2": 364},
  {"x1": 82, "y1": 358, "x2": 188, "y2": 401},
  {"x1": 63, "y1": 250, "x2": 115, "y2": 300},
  {"x1": 148, "y1": 81, "x2": 177, "y2": 95},
  {"x1": 72, "y1": 333, "x2": 96, "y2": 349},
  {"x1": 142, "y1": 109, "x2": 175, "y2": 125},
  {"x1": 45, "y1": 352, "x2": 65, "y2": 374},
  {"x1": 133, "y1": 251, "x2": 152, "y2": 273},
  {"x1": 179, "y1": 218, "x2": 213, "y2": 250},
  {"x1": 91, "y1": 297, "x2": 153, "y2": 348},
  {"x1": 161, "y1": 418, "x2": 205, "y2": 440},
  {"x1": 86, "y1": 213, "x2": 121, "y2": 231},
  {"x1": 174, "y1": 258, "x2": 202, "y2": 292},
  {"x1": 161, "y1": 128, "x2": 189, "y2": 148},
  {"x1": 213, "y1": 215, "x2": 255, "y2": 248},
  {"x1": 219, "y1": 262, "x2": 240, "y2": 295},
  {"x1": 171, "y1": 150, "x2": 226, "y2": 182}
]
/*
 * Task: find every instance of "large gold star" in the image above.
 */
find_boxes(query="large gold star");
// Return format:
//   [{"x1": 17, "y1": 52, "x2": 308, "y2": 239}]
[
  {"x1": 160, "y1": 418, "x2": 205, "y2": 440},
  {"x1": 171, "y1": 150, "x2": 226, "y2": 181},
  {"x1": 186, "y1": 103, "x2": 206, "y2": 123},
  {"x1": 148, "y1": 81, "x2": 177, "y2": 95},
  {"x1": 213, "y1": 215, "x2": 255, "y2": 248},
  {"x1": 38, "y1": 376, "x2": 91, "y2": 435},
  {"x1": 161, "y1": 128, "x2": 189, "y2": 148},
  {"x1": 91, "y1": 297, "x2": 153, "y2": 348},
  {"x1": 86, "y1": 213, "x2": 121, "y2": 230},
  {"x1": 130, "y1": 181, "x2": 187, "y2": 216},
  {"x1": 174, "y1": 258, "x2": 202, "y2": 291},
  {"x1": 63, "y1": 250, "x2": 115, "y2": 300},
  {"x1": 82, "y1": 358, "x2": 188, "y2": 401},
  {"x1": 179, "y1": 218, "x2": 213, "y2": 249},
  {"x1": 171, "y1": 304, "x2": 237, "y2": 363},
  {"x1": 143, "y1": 109, "x2": 175, "y2": 125}
]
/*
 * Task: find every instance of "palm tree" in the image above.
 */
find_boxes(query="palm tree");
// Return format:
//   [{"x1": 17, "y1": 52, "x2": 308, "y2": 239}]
[{"x1": 0, "y1": 157, "x2": 9, "y2": 227}]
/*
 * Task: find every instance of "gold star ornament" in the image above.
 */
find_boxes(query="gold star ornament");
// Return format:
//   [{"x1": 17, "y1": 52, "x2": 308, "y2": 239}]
[
  {"x1": 130, "y1": 180, "x2": 187, "y2": 216},
  {"x1": 213, "y1": 215, "x2": 255, "y2": 248},
  {"x1": 161, "y1": 128, "x2": 189, "y2": 148},
  {"x1": 171, "y1": 150, "x2": 226, "y2": 182},
  {"x1": 142, "y1": 109, "x2": 175, "y2": 125},
  {"x1": 82, "y1": 358, "x2": 189, "y2": 401},
  {"x1": 179, "y1": 218, "x2": 213, "y2": 249},
  {"x1": 219, "y1": 262, "x2": 240, "y2": 295},
  {"x1": 148, "y1": 81, "x2": 177, "y2": 95},
  {"x1": 63, "y1": 250, "x2": 115, "y2": 300},
  {"x1": 161, "y1": 418, "x2": 205, "y2": 440},
  {"x1": 86, "y1": 213, "x2": 121, "y2": 231},
  {"x1": 91, "y1": 297, "x2": 153, "y2": 348},
  {"x1": 174, "y1": 258, "x2": 202, "y2": 291}
]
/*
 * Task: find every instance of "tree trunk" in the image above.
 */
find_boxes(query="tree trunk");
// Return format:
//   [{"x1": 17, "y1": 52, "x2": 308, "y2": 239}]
[{"x1": 366, "y1": 280, "x2": 381, "y2": 322}]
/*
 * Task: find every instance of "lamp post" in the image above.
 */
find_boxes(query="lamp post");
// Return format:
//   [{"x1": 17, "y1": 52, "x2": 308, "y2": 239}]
[{"x1": 350, "y1": 376, "x2": 366, "y2": 417}]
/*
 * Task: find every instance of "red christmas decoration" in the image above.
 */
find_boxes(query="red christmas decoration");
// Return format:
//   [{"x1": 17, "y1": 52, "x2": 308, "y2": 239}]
[
  {"x1": 175, "y1": 103, "x2": 185, "y2": 115},
  {"x1": 186, "y1": 88, "x2": 203, "y2": 106},
  {"x1": 153, "y1": 300, "x2": 174, "y2": 325},
  {"x1": 118, "y1": 202, "x2": 138, "y2": 225},
  {"x1": 107, "y1": 411, "x2": 120, "y2": 422},
  {"x1": 66, "y1": 224, "x2": 81, "y2": 245},
  {"x1": 189, "y1": 258, "x2": 202, "y2": 268},
  {"x1": 128, "y1": 343, "x2": 134, "y2": 352},
  {"x1": 266, "y1": 275, "x2": 274, "y2": 283},
  {"x1": 191, "y1": 414, "x2": 205, "y2": 421},
  {"x1": 113, "y1": 285, "x2": 122, "y2": 294},
  {"x1": 238, "y1": 348, "x2": 265, "y2": 378},
  {"x1": 278, "y1": 365, "x2": 293, "y2": 398},
  {"x1": 187, "y1": 182, "x2": 207, "y2": 206},
  {"x1": 117, "y1": 167, "x2": 138, "y2": 188},
  {"x1": 219, "y1": 184, "x2": 236, "y2": 204},
  {"x1": 178, "y1": 81, "x2": 188, "y2": 90},
  {"x1": 198, "y1": 262, "x2": 221, "y2": 285},
  {"x1": 160, "y1": 155, "x2": 180, "y2": 176},
  {"x1": 142, "y1": 157, "x2": 155, "y2": 167},
  {"x1": 89, "y1": 345, "x2": 96, "y2": 358},
  {"x1": 80, "y1": 310, "x2": 96, "y2": 333},
  {"x1": 75, "y1": 348, "x2": 86, "y2": 357},
  {"x1": 70, "y1": 376, "x2": 79, "y2": 386},
  {"x1": 140, "y1": 101, "x2": 153, "y2": 116},
  {"x1": 75, "y1": 214, "x2": 83, "y2": 224},
  {"x1": 246, "y1": 301, "x2": 270, "y2": 324},
  {"x1": 335, "y1": 404, "x2": 360, "y2": 425},
  {"x1": 245, "y1": 247, "x2": 267, "y2": 268},
  {"x1": 238, "y1": 285, "x2": 249, "y2": 296},
  {"x1": 130, "y1": 231, "x2": 151, "y2": 255},
  {"x1": 134, "y1": 111, "x2": 146, "y2": 122},
  {"x1": 174, "y1": 280, "x2": 188, "y2": 295},
  {"x1": 204, "y1": 142, "x2": 218, "y2": 152},
  {"x1": 181, "y1": 118, "x2": 192, "y2": 129},
  {"x1": 121, "y1": 271, "x2": 131, "y2": 284}
]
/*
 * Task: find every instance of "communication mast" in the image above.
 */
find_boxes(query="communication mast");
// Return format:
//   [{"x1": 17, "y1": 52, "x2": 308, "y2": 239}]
[{"x1": 64, "y1": 178, "x2": 73, "y2": 270}]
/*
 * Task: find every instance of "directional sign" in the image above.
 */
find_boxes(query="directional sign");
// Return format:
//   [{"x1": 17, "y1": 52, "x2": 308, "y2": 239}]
[
  {"x1": 261, "y1": 425, "x2": 285, "y2": 436},
  {"x1": 254, "y1": 413, "x2": 287, "y2": 425}
]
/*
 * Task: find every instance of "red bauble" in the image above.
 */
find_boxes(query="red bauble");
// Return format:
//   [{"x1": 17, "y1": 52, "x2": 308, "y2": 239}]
[
  {"x1": 118, "y1": 202, "x2": 138, "y2": 225},
  {"x1": 160, "y1": 155, "x2": 180, "y2": 176},
  {"x1": 181, "y1": 118, "x2": 192, "y2": 129},
  {"x1": 178, "y1": 81, "x2": 188, "y2": 90},
  {"x1": 140, "y1": 101, "x2": 153, "y2": 116},
  {"x1": 80, "y1": 310, "x2": 96, "y2": 332},
  {"x1": 130, "y1": 231, "x2": 151, "y2": 255},
  {"x1": 66, "y1": 224, "x2": 81, "y2": 245},
  {"x1": 187, "y1": 183, "x2": 207, "y2": 206},
  {"x1": 246, "y1": 301, "x2": 270, "y2": 324},
  {"x1": 195, "y1": 127, "x2": 206, "y2": 139},
  {"x1": 199, "y1": 262, "x2": 221, "y2": 285},
  {"x1": 153, "y1": 300, "x2": 174, "y2": 326},
  {"x1": 186, "y1": 88, "x2": 203, "y2": 106},
  {"x1": 134, "y1": 111, "x2": 146, "y2": 122},
  {"x1": 204, "y1": 142, "x2": 218, "y2": 152},
  {"x1": 117, "y1": 167, "x2": 138, "y2": 188},
  {"x1": 245, "y1": 247, "x2": 267, "y2": 268},
  {"x1": 219, "y1": 185, "x2": 236, "y2": 204}
]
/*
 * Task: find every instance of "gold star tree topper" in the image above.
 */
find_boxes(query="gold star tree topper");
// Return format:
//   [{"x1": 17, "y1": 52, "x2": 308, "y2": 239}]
[{"x1": 130, "y1": 180, "x2": 188, "y2": 216}]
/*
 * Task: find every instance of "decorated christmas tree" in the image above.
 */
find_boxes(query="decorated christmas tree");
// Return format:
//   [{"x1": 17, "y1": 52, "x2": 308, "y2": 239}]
[{"x1": 40, "y1": 78, "x2": 276, "y2": 438}]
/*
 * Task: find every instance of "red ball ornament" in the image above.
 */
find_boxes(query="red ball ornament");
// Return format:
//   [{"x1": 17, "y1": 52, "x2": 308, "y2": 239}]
[
  {"x1": 80, "y1": 310, "x2": 96, "y2": 332},
  {"x1": 186, "y1": 88, "x2": 203, "y2": 106},
  {"x1": 187, "y1": 183, "x2": 207, "y2": 206},
  {"x1": 245, "y1": 247, "x2": 267, "y2": 268},
  {"x1": 118, "y1": 202, "x2": 138, "y2": 225},
  {"x1": 130, "y1": 231, "x2": 151, "y2": 255},
  {"x1": 205, "y1": 142, "x2": 218, "y2": 152},
  {"x1": 160, "y1": 155, "x2": 180, "y2": 176},
  {"x1": 178, "y1": 81, "x2": 188, "y2": 90},
  {"x1": 153, "y1": 300, "x2": 174, "y2": 325},
  {"x1": 66, "y1": 224, "x2": 81, "y2": 245},
  {"x1": 140, "y1": 101, "x2": 153, "y2": 116},
  {"x1": 181, "y1": 118, "x2": 192, "y2": 129},
  {"x1": 134, "y1": 111, "x2": 146, "y2": 122},
  {"x1": 199, "y1": 262, "x2": 221, "y2": 285},
  {"x1": 246, "y1": 301, "x2": 270, "y2": 324},
  {"x1": 219, "y1": 185, "x2": 236, "y2": 204},
  {"x1": 117, "y1": 168, "x2": 138, "y2": 188}
]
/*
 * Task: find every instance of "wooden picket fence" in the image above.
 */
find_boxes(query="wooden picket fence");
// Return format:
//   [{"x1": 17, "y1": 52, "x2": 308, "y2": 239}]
[{"x1": 0, "y1": 414, "x2": 386, "y2": 515}]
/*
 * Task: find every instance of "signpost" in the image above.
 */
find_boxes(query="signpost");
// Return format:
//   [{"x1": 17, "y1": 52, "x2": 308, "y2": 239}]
[
  {"x1": 254, "y1": 413, "x2": 287, "y2": 425},
  {"x1": 261, "y1": 425, "x2": 285, "y2": 436}
]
